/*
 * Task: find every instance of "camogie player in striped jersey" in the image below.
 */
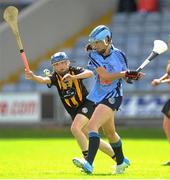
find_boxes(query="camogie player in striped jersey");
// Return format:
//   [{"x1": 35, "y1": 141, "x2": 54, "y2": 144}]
[{"x1": 25, "y1": 51, "x2": 117, "y2": 162}]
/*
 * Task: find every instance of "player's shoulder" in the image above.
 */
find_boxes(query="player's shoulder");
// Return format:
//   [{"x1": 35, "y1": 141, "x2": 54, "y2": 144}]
[
  {"x1": 113, "y1": 47, "x2": 127, "y2": 59},
  {"x1": 113, "y1": 47, "x2": 125, "y2": 55},
  {"x1": 88, "y1": 50, "x2": 101, "y2": 59},
  {"x1": 49, "y1": 71, "x2": 59, "y2": 80},
  {"x1": 50, "y1": 71, "x2": 56, "y2": 76}
]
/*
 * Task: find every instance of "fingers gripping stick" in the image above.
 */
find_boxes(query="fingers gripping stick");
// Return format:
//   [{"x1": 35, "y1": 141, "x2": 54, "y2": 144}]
[
  {"x1": 125, "y1": 70, "x2": 140, "y2": 80},
  {"x1": 3, "y1": 6, "x2": 30, "y2": 71}
]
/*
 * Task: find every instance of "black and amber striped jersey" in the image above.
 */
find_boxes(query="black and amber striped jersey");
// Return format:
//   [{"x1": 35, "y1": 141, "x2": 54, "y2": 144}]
[{"x1": 48, "y1": 66, "x2": 89, "y2": 111}]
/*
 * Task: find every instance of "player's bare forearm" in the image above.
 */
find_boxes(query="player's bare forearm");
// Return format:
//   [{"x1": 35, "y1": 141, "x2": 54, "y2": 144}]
[
  {"x1": 152, "y1": 73, "x2": 170, "y2": 86},
  {"x1": 32, "y1": 75, "x2": 51, "y2": 84},
  {"x1": 106, "y1": 71, "x2": 125, "y2": 81},
  {"x1": 96, "y1": 67, "x2": 125, "y2": 81},
  {"x1": 159, "y1": 73, "x2": 169, "y2": 81},
  {"x1": 160, "y1": 78, "x2": 170, "y2": 84},
  {"x1": 75, "y1": 69, "x2": 93, "y2": 79},
  {"x1": 62, "y1": 69, "x2": 93, "y2": 81},
  {"x1": 25, "y1": 70, "x2": 51, "y2": 84}
]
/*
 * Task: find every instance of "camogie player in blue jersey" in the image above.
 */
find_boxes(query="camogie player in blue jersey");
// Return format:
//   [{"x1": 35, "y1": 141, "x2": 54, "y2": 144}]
[{"x1": 65, "y1": 25, "x2": 144, "y2": 174}]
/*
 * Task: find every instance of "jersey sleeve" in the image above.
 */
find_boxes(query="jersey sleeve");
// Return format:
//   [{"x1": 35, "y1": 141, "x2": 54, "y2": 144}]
[
  {"x1": 119, "y1": 51, "x2": 128, "y2": 71},
  {"x1": 47, "y1": 73, "x2": 56, "y2": 88},
  {"x1": 87, "y1": 60, "x2": 95, "y2": 71},
  {"x1": 88, "y1": 51, "x2": 103, "y2": 69},
  {"x1": 115, "y1": 49, "x2": 128, "y2": 71},
  {"x1": 71, "y1": 66, "x2": 85, "y2": 75}
]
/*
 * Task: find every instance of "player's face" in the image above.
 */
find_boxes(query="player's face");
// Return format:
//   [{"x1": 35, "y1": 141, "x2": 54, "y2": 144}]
[
  {"x1": 91, "y1": 40, "x2": 107, "y2": 54},
  {"x1": 53, "y1": 60, "x2": 69, "y2": 76}
]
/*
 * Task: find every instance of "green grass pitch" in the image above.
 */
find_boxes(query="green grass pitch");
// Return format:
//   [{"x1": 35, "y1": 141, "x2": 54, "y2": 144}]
[{"x1": 0, "y1": 127, "x2": 169, "y2": 179}]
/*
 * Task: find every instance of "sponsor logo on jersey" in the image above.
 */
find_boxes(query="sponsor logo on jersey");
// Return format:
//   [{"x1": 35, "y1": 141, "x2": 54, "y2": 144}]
[
  {"x1": 108, "y1": 97, "x2": 115, "y2": 104},
  {"x1": 82, "y1": 107, "x2": 88, "y2": 114}
]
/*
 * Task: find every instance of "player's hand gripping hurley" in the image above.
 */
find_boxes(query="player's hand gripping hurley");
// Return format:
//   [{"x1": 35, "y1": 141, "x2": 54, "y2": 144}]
[
  {"x1": 127, "y1": 40, "x2": 168, "y2": 83},
  {"x1": 3, "y1": 6, "x2": 30, "y2": 71}
]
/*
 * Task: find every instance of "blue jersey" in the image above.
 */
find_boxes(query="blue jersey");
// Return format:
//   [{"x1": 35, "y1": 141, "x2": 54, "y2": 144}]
[{"x1": 87, "y1": 46, "x2": 128, "y2": 104}]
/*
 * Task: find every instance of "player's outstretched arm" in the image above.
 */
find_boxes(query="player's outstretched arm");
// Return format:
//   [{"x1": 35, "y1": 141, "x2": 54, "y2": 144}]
[
  {"x1": 160, "y1": 78, "x2": 170, "y2": 84},
  {"x1": 25, "y1": 70, "x2": 51, "y2": 84},
  {"x1": 152, "y1": 60, "x2": 170, "y2": 85},
  {"x1": 62, "y1": 69, "x2": 93, "y2": 81},
  {"x1": 151, "y1": 73, "x2": 170, "y2": 86},
  {"x1": 95, "y1": 67, "x2": 144, "y2": 81},
  {"x1": 151, "y1": 73, "x2": 169, "y2": 86}
]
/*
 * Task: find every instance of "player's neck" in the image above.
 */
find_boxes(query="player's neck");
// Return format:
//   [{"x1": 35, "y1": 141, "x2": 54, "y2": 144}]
[{"x1": 103, "y1": 45, "x2": 111, "y2": 56}]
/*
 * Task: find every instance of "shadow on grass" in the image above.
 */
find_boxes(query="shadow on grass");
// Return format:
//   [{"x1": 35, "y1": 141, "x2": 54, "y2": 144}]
[
  {"x1": 92, "y1": 173, "x2": 113, "y2": 176},
  {"x1": 0, "y1": 127, "x2": 166, "y2": 139}
]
